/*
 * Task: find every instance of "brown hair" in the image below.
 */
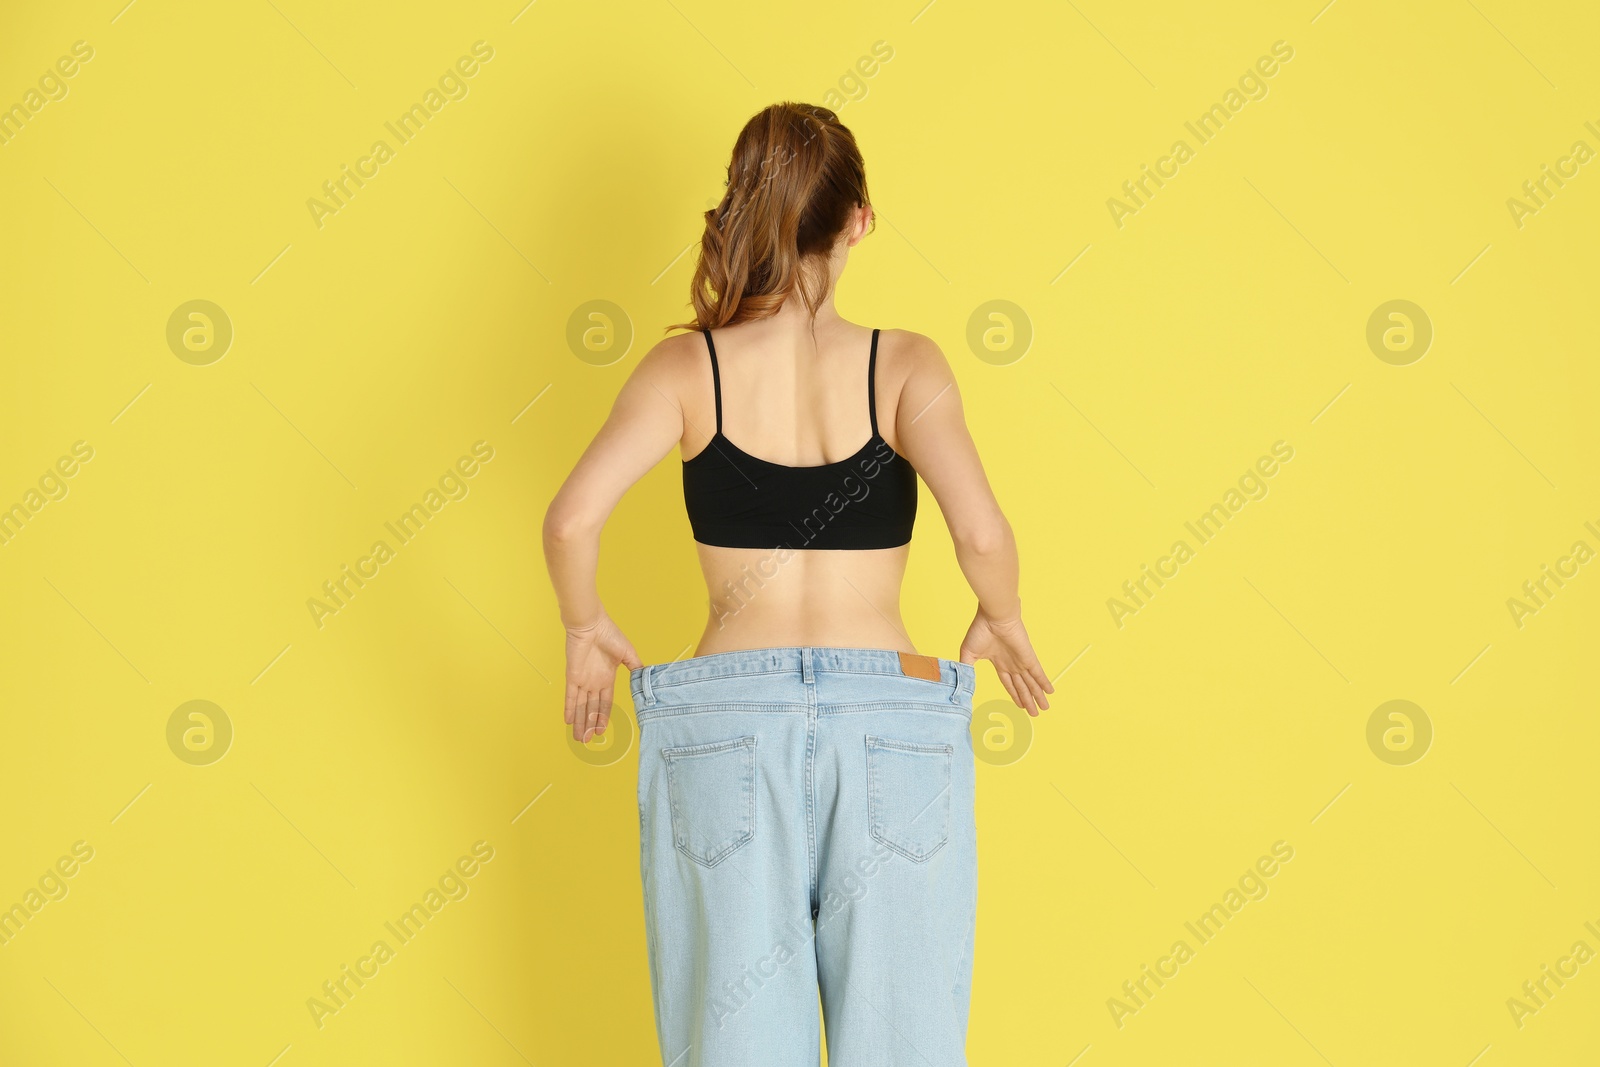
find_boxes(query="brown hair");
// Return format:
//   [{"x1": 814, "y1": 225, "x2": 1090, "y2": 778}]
[{"x1": 670, "y1": 102, "x2": 872, "y2": 332}]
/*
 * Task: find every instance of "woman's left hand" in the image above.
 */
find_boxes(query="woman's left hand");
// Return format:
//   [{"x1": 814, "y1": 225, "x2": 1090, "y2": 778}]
[{"x1": 563, "y1": 609, "x2": 643, "y2": 743}]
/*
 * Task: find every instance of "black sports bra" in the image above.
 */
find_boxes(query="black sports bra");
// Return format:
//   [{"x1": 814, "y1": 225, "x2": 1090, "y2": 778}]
[{"x1": 682, "y1": 328, "x2": 918, "y2": 550}]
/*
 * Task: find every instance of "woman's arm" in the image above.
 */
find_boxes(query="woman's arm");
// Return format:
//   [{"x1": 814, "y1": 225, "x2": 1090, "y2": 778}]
[
  {"x1": 892, "y1": 333, "x2": 1053, "y2": 714},
  {"x1": 543, "y1": 341, "x2": 686, "y2": 741}
]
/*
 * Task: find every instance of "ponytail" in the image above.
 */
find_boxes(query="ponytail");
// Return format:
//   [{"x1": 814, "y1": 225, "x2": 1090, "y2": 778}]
[{"x1": 671, "y1": 102, "x2": 871, "y2": 332}]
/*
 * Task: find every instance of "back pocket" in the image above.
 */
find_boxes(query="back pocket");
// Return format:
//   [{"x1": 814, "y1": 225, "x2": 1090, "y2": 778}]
[
  {"x1": 865, "y1": 735, "x2": 953, "y2": 862},
  {"x1": 662, "y1": 736, "x2": 757, "y2": 868}
]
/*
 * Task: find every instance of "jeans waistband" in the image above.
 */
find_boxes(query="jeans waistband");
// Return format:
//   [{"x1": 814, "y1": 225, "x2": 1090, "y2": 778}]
[{"x1": 629, "y1": 646, "x2": 976, "y2": 714}]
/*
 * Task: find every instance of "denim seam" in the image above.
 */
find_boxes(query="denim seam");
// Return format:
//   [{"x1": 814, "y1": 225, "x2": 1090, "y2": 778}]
[
  {"x1": 820, "y1": 702, "x2": 973, "y2": 717},
  {"x1": 647, "y1": 667, "x2": 798, "y2": 690},
  {"x1": 660, "y1": 735, "x2": 757, "y2": 759},
  {"x1": 637, "y1": 703, "x2": 807, "y2": 722},
  {"x1": 637, "y1": 701, "x2": 969, "y2": 722},
  {"x1": 865, "y1": 735, "x2": 955, "y2": 756},
  {"x1": 638, "y1": 774, "x2": 669, "y2": 1037},
  {"x1": 804, "y1": 650, "x2": 819, "y2": 917}
]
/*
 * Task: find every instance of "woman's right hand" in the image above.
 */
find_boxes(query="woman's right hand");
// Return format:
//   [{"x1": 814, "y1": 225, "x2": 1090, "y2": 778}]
[{"x1": 958, "y1": 606, "x2": 1053, "y2": 715}]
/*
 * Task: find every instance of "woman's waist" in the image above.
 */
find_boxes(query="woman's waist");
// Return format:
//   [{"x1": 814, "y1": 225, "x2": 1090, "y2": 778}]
[
  {"x1": 697, "y1": 556, "x2": 908, "y2": 638},
  {"x1": 695, "y1": 613, "x2": 914, "y2": 658}
]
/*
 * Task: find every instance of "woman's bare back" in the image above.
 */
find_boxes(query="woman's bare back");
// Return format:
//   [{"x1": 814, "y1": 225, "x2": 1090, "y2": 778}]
[{"x1": 669, "y1": 313, "x2": 917, "y2": 655}]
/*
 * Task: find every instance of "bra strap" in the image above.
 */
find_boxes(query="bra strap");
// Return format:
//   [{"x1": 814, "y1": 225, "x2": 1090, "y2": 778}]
[
  {"x1": 867, "y1": 328, "x2": 881, "y2": 437},
  {"x1": 703, "y1": 329, "x2": 722, "y2": 434}
]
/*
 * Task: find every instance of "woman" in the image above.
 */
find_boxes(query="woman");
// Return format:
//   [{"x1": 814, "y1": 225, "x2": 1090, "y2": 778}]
[{"x1": 544, "y1": 102, "x2": 1051, "y2": 1066}]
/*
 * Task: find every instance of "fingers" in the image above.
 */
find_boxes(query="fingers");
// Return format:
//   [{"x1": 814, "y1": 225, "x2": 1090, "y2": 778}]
[
  {"x1": 1011, "y1": 656, "x2": 1050, "y2": 712},
  {"x1": 1029, "y1": 656, "x2": 1055, "y2": 695},
  {"x1": 998, "y1": 659, "x2": 1047, "y2": 716},
  {"x1": 571, "y1": 687, "x2": 593, "y2": 742},
  {"x1": 1028, "y1": 661, "x2": 1053, "y2": 711},
  {"x1": 1005, "y1": 672, "x2": 1034, "y2": 716},
  {"x1": 959, "y1": 644, "x2": 978, "y2": 665},
  {"x1": 574, "y1": 690, "x2": 589, "y2": 743},
  {"x1": 996, "y1": 670, "x2": 1023, "y2": 711},
  {"x1": 580, "y1": 689, "x2": 601, "y2": 743},
  {"x1": 1007, "y1": 671, "x2": 1039, "y2": 717},
  {"x1": 567, "y1": 647, "x2": 635, "y2": 741},
  {"x1": 1023, "y1": 670, "x2": 1049, "y2": 713}
]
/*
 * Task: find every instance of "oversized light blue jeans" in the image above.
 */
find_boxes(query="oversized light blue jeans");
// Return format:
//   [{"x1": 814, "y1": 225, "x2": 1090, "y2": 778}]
[{"x1": 630, "y1": 647, "x2": 978, "y2": 1067}]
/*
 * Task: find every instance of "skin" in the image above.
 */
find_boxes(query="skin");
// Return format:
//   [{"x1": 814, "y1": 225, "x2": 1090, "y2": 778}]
[{"x1": 544, "y1": 203, "x2": 1052, "y2": 743}]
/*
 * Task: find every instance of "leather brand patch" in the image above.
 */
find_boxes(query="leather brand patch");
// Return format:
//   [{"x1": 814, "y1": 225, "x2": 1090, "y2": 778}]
[{"x1": 897, "y1": 652, "x2": 942, "y2": 681}]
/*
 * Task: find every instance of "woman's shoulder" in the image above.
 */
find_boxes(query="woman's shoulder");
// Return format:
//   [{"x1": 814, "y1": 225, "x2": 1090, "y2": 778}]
[
  {"x1": 628, "y1": 329, "x2": 711, "y2": 386},
  {"x1": 641, "y1": 328, "x2": 709, "y2": 364},
  {"x1": 874, "y1": 328, "x2": 956, "y2": 387}
]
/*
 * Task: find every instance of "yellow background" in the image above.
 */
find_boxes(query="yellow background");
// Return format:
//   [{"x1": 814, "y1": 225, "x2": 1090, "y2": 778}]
[{"x1": 2, "y1": 0, "x2": 1597, "y2": 1064}]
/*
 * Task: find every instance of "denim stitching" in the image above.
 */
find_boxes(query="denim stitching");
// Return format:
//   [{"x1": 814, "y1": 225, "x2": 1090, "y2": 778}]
[
  {"x1": 650, "y1": 667, "x2": 798, "y2": 690},
  {"x1": 638, "y1": 701, "x2": 971, "y2": 722},
  {"x1": 638, "y1": 774, "x2": 669, "y2": 1037},
  {"x1": 820, "y1": 702, "x2": 973, "y2": 718},
  {"x1": 869, "y1": 736, "x2": 955, "y2": 756},
  {"x1": 637, "y1": 703, "x2": 807, "y2": 723}
]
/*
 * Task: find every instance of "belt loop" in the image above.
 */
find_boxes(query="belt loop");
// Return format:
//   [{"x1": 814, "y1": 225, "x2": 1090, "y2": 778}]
[
  {"x1": 949, "y1": 660, "x2": 966, "y2": 705},
  {"x1": 800, "y1": 647, "x2": 815, "y2": 685},
  {"x1": 639, "y1": 664, "x2": 657, "y2": 708}
]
